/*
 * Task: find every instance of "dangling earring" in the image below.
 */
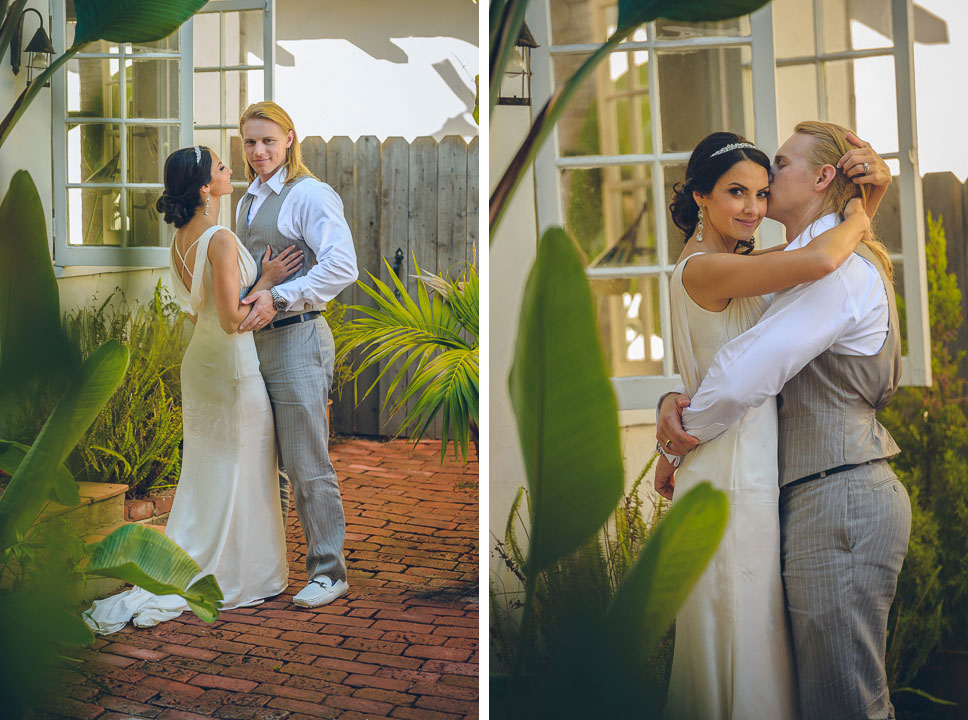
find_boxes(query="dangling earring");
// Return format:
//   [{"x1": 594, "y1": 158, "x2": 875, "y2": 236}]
[
  {"x1": 696, "y1": 206, "x2": 705, "y2": 242},
  {"x1": 204, "y1": 192, "x2": 210, "y2": 215}
]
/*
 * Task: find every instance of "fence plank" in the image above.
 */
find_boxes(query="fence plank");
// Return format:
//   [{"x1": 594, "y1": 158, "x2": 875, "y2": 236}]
[
  {"x1": 303, "y1": 136, "x2": 327, "y2": 182},
  {"x1": 410, "y1": 137, "x2": 440, "y2": 440},
  {"x1": 353, "y1": 135, "x2": 382, "y2": 436},
  {"x1": 437, "y1": 137, "x2": 468, "y2": 281},
  {"x1": 327, "y1": 136, "x2": 357, "y2": 435},
  {"x1": 467, "y1": 136, "x2": 480, "y2": 268},
  {"x1": 379, "y1": 137, "x2": 412, "y2": 437}
]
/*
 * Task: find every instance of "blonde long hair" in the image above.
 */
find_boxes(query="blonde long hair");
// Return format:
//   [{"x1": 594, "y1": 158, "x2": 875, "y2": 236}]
[
  {"x1": 239, "y1": 102, "x2": 316, "y2": 185},
  {"x1": 794, "y1": 120, "x2": 894, "y2": 281}
]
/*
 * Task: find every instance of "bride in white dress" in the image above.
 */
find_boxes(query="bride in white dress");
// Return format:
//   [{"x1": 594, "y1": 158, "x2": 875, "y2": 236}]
[
  {"x1": 655, "y1": 133, "x2": 870, "y2": 719},
  {"x1": 84, "y1": 146, "x2": 303, "y2": 634}
]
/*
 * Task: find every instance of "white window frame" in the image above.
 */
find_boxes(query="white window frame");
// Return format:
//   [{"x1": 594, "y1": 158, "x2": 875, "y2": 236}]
[
  {"x1": 529, "y1": 0, "x2": 929, "y2": 413},
  {"x1": 50, "y1": 0, "x2": 275, "y2": 268}
]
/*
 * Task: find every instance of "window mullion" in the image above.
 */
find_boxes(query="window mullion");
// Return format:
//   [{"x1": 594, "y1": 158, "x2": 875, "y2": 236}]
[
  {"x1": 119, "y1": 47, "x2": 128, "y2": 249},
  {"x1": 892, "y1": 0, "x2": 930, "y2": 385}
]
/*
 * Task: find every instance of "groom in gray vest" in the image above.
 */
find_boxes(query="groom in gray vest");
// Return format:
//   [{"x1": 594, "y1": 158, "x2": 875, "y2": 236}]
[
  {"x1": 657, "y1": 124, "x2": 910, "y2": 720},
  {"x1": 235, "y1": 101, "x2": 358, "y2": 608}
]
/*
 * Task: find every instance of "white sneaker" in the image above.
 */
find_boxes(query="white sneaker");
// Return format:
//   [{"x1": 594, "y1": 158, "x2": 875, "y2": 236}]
[{"x1": 292, "y1": 575, "x2": 349, "y2": 608}]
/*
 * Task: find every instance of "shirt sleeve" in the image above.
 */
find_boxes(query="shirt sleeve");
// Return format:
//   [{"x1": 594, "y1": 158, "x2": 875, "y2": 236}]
[
  {"x1": 681, "y1": 270, "x2": 859, "y2": 442},
  {"x1": 274, "y1": 181, "x2": 359, "y2": 308}
]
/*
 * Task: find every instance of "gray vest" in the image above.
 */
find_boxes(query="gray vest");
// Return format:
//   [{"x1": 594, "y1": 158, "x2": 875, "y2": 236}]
[
  {"x1": 237, "y1": 177, "x2": 318, "y2": 321},
  {"x1": 777, "y1": 242, "x2": 902, "y2": 486}
]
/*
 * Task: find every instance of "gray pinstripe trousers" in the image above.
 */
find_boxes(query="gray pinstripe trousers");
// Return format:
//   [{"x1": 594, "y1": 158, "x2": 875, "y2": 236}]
[
  {"x1": 780, "y1": 460, "x2": 910, "y2": 720},
  {"x1": 254, "y1": 316, "x2": 347, "y2": 583}
]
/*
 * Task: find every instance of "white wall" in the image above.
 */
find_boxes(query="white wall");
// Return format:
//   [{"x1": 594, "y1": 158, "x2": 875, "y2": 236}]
[
  {"x1": 0, "y1": 0, "x2": 53, "y2": 258},
  {"x1": 275, "y1": 0, "x2": 479, "y2": 141}
]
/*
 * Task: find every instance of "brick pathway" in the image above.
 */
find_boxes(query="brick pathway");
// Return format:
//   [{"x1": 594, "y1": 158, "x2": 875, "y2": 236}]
[{"x1": 42, "y1": 438, "x2": 479, "y2": 720}]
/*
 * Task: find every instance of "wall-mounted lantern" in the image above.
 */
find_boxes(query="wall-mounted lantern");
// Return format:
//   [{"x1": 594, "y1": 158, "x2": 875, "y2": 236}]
[
  {"x1": 11, "y1": 8, "x2": 55, "y2": 85},
  {"x1": 498, "y1": 22, "x2": 537, "y2": 106}
]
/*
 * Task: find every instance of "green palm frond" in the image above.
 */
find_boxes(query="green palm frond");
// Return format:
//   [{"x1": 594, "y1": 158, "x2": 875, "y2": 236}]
[{"x1": 337, "y1": 257, "x2": 479, "y2": 463}]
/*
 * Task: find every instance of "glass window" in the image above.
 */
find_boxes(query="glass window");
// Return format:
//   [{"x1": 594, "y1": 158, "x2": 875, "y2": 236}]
[
  {"x1": 193, "y1": 8, "x2": 268, "y2": 231},
  {"x1": 53, "y1": 0, "x2": 274, "y2": 266}
]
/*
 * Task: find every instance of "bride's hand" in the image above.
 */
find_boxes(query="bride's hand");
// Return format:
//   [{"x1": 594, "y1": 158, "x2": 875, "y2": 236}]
[
  {"x1": 261, "y1": 244, "x2": 304, "y2": 285},
  {"x1": 654, "y1": 455, "x2": 676, "y2": 500},
  {"x1": 843, "y1": 197, "x2": 871, "y2": 240},
  {"x1": 837, "y1": 132, "x2": 891, "y2": 189}
]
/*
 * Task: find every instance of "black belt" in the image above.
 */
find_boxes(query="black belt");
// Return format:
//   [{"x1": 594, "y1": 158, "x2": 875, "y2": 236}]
[
  {"x1": 792, "y1": 460, "x2": 874, "y2": 486},
  {"x1": 264, "y1": 310, "x2": 320, "y2": 330}
]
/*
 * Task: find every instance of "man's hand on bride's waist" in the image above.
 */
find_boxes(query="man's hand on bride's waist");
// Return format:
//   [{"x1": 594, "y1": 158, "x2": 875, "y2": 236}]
[{"x1": 657, "y1": 393, "x2": 701, "y2": 457}]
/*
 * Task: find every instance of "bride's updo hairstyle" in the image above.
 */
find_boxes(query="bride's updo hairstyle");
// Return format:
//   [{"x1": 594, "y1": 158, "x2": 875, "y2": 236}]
[
  {"x1": 669, "y1": 131, "x2": 771, "y2": 254},
  {"x1": 155, "y1": 146, "x2": 213, "y2": 228}
]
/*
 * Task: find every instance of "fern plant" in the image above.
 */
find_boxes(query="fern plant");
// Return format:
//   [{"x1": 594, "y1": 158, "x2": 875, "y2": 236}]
[{"x1": 336, "y1": 259, "x2": 479, "y2": 463}]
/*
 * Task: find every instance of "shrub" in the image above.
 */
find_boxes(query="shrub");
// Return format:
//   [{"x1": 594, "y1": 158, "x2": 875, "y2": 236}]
[
  {"x1": 881, "y1": 213, "x2": 968, "y2": 691},
  {"x1": 5, "y1": 281, "x2": 188, "y2": 498}
]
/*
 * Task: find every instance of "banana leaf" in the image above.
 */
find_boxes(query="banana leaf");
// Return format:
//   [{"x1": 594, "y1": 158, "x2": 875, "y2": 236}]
[
  {"x1": 0, "y1": 171, "x2": 79, "y2": 422},
  {"x1": 0, "y1": 440, "x2": 78, "y2": 507},
  {"x1": 0, "y1": 341, "x2": 129, "y2": 552},
  {"x1": 85, "y1": 523, "x2": 223, "y2": 622},
  {"x1": 509, "y1": 227, "x2": 623, "y2": 575}
]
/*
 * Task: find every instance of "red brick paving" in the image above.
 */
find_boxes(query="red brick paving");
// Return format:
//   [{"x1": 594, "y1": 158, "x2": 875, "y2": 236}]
[{"x1": 40, "y1": 438, "x2": 479, "y2": 720}]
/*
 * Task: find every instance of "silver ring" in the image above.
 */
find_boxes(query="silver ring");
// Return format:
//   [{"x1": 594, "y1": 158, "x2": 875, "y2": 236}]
[{"x1": 863, "y1": 162, "x2": 870, "y2": 174}]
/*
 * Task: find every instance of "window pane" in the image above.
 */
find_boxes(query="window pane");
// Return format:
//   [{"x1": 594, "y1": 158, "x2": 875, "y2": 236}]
[
  {"x1": 591, "y1": 276, "x2": 665, "y2": 377},
  {"x1": 563, "y1": 165, "x2": 657, "y2": 267},
  {"x1": 129, "y1": 59, "x2": 180, "y2": 119},
  {"x1": 776, "y1": 64, "x2": 819, "y2": 143},
  {"x1": 823, "y1": 58, "x2": 898, "y2": 154},
  {"x1": 68, "y1": 123, "x2": 120, "y2": 184},
  {"x1": 554, "y1": 50, "x2": 653, "y2": 157},
  {"x1": 657, "y1": 46, "x2": 753, "y2": 153},
  {"x1": 67, "y1": 59, "x2": 120, "y2": 118},
  {"x1": 193, "y1": 12, "x2": 221, "y2": 66},
  {"x1": 224, "y1": 10, "x2": 265, "y2": 65},
  {"x1": 225, "y1": 69, "x2": 264, "y2": 122},
  {"x1": 193, "y1": 71, "x2": 222, "y2": 125},
  {"x1": 662, "y1": 161, "x2": 689, "y2": 252},
  {"x1": 130, "y1": 33, "x2": 180, "y2": 55},
  {"x1": 68, "y1": 187, "x2": 122, "y2": 246},
  {"x1": 127, "y1": 125, "x2": 180, "y2": 184},
  {"x1": 225, "y1": 130, "x2": 248, "y2": 181},
  {"x1": 194, "y1": 128, "x2": 222, "y2": 156},
  {"x1": 772, "y1": 0, "x2": 816, "y2": 59},
  {"x1": 654, "y1": 16, "x2": 749, "y2": 40},
  {"x1": 127, "y1": 188, "x2": 168, "y2": 247},
  {"x1": 821, "y1": 0, "x2": 893, "y2": 53},
  {"x1": 549, "y1": 0, "x2": 618, "y2": 46}
]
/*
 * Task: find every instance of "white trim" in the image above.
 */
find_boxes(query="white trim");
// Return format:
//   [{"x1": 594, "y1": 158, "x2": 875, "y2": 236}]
[
  {"x1": 893, "y1": 0, "x2": 931, "y2": 385},
  {"x1": 549, "y1": 36, "x2": 753, "y2": 54},
  {"x1": 749, "y1": 4, "x2": 783, "y2": 249}
]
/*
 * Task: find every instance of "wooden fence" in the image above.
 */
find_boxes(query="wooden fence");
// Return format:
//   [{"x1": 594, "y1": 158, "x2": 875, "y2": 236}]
[{"x1": 301, "y1": 135, "x2": 479, "y2": 438}]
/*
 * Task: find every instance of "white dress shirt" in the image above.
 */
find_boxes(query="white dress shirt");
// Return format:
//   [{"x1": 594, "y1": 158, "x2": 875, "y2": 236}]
[
  {"x1": 680, "y1": 213, "x2": 890, "y2": 443},
  {"x1": 237, "y1": 167, "x2": 359, "y2": 311}
]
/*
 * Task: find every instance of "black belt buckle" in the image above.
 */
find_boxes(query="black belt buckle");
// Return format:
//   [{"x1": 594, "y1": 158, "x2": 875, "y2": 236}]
[{"x1": 266, "y1": 310, "x2": 320, "y2": 330}]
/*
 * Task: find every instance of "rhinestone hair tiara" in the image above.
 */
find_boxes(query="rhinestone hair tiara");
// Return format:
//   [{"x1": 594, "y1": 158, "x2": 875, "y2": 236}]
[
  {"x1": 710, "y1": 142, "x2": 756, "y2": 158},
  {"x1": 193, "y1": 145, "x2": 202, "y2": 165}
]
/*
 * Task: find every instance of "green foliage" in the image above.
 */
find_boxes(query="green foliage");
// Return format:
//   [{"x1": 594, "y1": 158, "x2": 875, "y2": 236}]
[
  {"x1": 0, "y1": 171, "x2": 78, "y2": 422},
  {"x1": 5, "y1": 283, "x2": 189, "y2": 498},
  {"x1": 336, "y1": 259, "x2": 479, "y2": 463},
  {"x1": 491, "y1": 228, "x2": 727, "y2": 717},
  {"x1": 509, "y1": 228, "x2": 624, "y2": 575},
  {"x1": 880, "y1": 213, "x2": 968, "y2": 690}
]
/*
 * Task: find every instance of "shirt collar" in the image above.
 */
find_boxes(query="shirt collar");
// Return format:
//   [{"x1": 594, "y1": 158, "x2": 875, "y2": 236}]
[
  {"x1": 246, "y1": 166, "x2": 289, "y2": 196},
  {"x1": 787, "y1": 212, "x2": 839, "y2": 250}
]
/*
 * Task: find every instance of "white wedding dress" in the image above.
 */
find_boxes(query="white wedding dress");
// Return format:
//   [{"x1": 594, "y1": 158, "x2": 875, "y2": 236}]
[
  {"x1": 83, "y1": 225, "x2": 288, "y2": 634},
  {"x1": 663, "y1": 253, "x2": 799, "y2": 719}
]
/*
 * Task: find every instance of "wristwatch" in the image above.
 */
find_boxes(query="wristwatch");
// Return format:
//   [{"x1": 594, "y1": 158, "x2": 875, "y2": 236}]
[{"x1": 269, "y1": 286, "x2": 287, "y2": 311}]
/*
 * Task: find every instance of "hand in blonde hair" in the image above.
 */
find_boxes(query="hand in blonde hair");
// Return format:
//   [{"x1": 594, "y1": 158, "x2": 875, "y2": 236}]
[{"x1": 836, "y1": 132, "x2": 891, "y2": 189}]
